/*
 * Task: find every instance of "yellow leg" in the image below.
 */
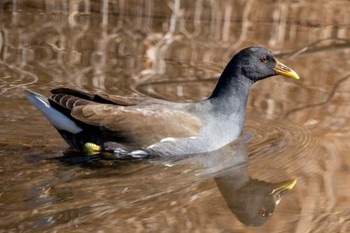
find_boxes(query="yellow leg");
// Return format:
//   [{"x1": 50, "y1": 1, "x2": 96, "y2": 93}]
[{"x1": 83, "y1": 142, "x2": 101, "y2": 155}]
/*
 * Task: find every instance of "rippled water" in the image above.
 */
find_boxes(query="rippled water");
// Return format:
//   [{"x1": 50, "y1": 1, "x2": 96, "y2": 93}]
[{"x1": 1, "y1": 0, "x2": 350, "y2": 232}]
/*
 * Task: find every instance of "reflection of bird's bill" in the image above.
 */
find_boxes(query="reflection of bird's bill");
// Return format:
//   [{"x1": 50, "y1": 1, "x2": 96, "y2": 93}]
[
  {"x1": 274, "y1": 59, "x2": 300, "y2": 80},
  {"x1": 271, "y1": 179, "x2": 297, "y2": 204}
]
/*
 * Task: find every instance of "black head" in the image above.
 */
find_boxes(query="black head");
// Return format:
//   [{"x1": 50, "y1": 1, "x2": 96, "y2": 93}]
[
  {"x1": 235, "y1": 46, "x2": 276, "y2": 82},
  {"x1": 210, "y1": 46, "x2": 299, "y2": 98},
  {"x1": 229, "y1": 46, "x2": 299, "y2": 82}
]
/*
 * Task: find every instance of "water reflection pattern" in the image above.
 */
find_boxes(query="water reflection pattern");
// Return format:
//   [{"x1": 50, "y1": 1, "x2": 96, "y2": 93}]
[
  {"x1": 1, "y1": 1, "x2": 349, "y2": 96},
  {"x1": 181, "y1": 140, "x2": 297, "y2": 227}
]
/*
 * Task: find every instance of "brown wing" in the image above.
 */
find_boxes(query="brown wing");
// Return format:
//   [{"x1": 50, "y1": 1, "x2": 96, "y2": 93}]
[
  {"x1": 71, "y1": 104, "x2": 202, "y2": 147},
  {"x1": 51, "y1": 87, "x2": 143, "y2": 106},
  {"x1": 96, "y1": 93, "x2": 143, "y2": 106}
]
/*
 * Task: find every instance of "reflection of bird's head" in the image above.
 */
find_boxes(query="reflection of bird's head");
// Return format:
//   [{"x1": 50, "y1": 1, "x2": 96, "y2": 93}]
[
  {"x1": 216, "y1": 177, "x2": 297, "y2": 227},
  {"x1": 183, "y1": 138, "x2": 297, "y2": 227}
]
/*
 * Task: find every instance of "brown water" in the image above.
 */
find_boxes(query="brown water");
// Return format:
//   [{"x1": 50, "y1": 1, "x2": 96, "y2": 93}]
[{"x1": 1, "y1": 0, "x2": 350, "y2": 232}]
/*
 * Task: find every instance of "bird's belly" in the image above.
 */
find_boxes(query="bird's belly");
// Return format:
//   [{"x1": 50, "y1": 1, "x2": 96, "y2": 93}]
[
  {"x1": 198, "y1": 121, "x2": 242, "y2": 151},
  {"x1": 147, "y1": 120, "x2": 243, "y2": 157}
]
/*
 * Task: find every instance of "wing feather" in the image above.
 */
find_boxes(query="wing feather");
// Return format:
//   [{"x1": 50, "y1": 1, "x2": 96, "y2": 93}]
[
  {"x1": 48, "y1": 88, "x2": 201, "y2": 148},
  {"x1": 71, "y1": 104, "x2": 202, "y2": 147}
]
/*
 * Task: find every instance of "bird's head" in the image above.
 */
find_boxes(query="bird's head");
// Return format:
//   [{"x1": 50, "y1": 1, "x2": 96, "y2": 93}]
[{"x1": 231, "y1": 46, "x2": 300, "y2": 82}]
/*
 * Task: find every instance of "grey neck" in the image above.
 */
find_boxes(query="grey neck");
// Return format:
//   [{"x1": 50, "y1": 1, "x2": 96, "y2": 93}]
[
  {"x1": 210, "y1": 68, "x2": 253, "y2": 96},
  {"x1": 208, "y1": 72, "x2": 254, "y2": 114}
]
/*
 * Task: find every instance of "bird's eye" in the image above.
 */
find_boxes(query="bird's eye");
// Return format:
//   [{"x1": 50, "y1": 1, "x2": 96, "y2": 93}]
[
  {"x1": 260, "y1": 56, "x2": 269, "y2": 63},
  {"x1": 258, "y1": 208, "x2": 271, "y2": 218}
]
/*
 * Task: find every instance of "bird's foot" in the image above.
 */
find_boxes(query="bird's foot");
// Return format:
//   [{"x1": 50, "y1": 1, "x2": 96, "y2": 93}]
[
  {"x1": 83, "y1": 142, "x2": 149, "y2": 159},
  {"x1": 83, "y1": 142, "x2": 101, "y2": 155}
]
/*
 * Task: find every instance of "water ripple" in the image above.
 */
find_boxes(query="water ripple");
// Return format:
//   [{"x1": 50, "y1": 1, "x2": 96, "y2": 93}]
[{"x1": 245, "y1": 113, "x2": 313, "y2": 160}]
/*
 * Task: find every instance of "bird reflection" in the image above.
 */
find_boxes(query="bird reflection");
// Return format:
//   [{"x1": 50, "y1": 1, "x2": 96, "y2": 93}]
[
  {"x1": 215, "y1": 168, "x2": 296, "y2": 226},
  {"x1": 59, "y1": 137, "x2": 296, "y2": 227},
  {"x1": 183, "y1": 138, "x2": 297, "y2": 227}
]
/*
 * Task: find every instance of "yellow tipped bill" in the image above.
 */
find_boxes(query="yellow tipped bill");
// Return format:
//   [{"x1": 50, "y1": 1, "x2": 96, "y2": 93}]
[
  {"x1": 271, "y1": 178, "x2": 297, "y2": 196},
  {"x1": 274, "y1": 59, "x2": 300, "y2": 80}
]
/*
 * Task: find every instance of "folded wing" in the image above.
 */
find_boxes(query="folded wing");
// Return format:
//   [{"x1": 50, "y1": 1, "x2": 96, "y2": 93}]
[{"x1": 49, "y1": 88, "x2": 202, "y2": 148}]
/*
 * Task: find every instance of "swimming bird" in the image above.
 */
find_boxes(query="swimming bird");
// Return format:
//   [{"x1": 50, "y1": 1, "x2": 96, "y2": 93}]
[{"x1": 26, "y1": 46, "x2": 299, "y2": 158}]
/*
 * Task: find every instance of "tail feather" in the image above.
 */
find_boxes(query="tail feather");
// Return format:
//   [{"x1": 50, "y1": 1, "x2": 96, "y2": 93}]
[{"x1": 25, "y1": 89, "x2": 82, "y2": 134}]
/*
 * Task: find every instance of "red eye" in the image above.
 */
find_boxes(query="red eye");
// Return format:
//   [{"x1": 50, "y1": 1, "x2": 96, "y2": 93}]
[{"x1": 260, "y1": 56, "x2": 268, "y2": 63}]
